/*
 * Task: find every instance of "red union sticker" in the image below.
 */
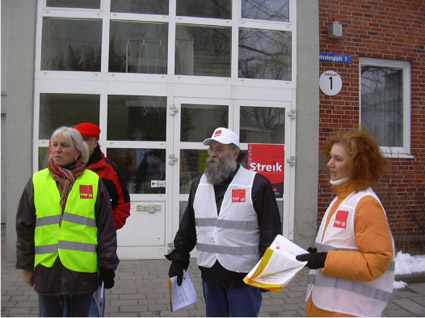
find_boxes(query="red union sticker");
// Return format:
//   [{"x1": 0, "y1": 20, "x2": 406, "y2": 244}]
[
  {"x1": 79, "y1": 185, "x2": 94, "y2": 199},
  {"x1": 232, "y1": 189, "x2": 246, "y2": 203},
  {"x1": 214, "y1": 129, "x2": 222, "y2": 137},
  {"x1": 334, "y1": 210, "x2": 349, "y2": 229}
]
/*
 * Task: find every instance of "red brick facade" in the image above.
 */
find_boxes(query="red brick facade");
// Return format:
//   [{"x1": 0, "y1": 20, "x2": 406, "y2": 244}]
[{"x1": 318, "y1": 0, "x2": 425, "y2": 237}]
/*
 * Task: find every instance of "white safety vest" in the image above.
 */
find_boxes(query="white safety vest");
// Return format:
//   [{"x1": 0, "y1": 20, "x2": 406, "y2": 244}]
[
  {"x1": 194, "y1": 166, "x2": 261, "y2": 273},
  {"x1": 306, "y1": 188, "x2": 394, "y2": 317}
]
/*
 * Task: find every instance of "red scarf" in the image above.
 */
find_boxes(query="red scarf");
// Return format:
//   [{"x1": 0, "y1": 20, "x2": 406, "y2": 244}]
[{"x1": 48, "y1": 157, "x2": 86, "y2": 215}]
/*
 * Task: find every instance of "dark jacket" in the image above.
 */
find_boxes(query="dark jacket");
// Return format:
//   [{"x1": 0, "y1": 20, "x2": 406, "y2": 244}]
[
  {"x1": 87, "y1": 146, "x2": 130, "y2": 230},
  {"x1": 16, "y1": 173, "x2": 119, "y2": 296},
  {"x1": 166, "y1": 165, "x2": 282, "y2": 288}
]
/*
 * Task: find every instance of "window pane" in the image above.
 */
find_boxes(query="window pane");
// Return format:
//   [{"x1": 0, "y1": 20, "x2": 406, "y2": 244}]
[
  {"x1": 41, "y1": 18, "x2": 102, "y2": 71},
  {"x1": 39, "y1": 147, "x2": 49, "y2": 170},
  {"x1": 177, "y1": 0, "x2": 231, "y2": 19},
  {"x1": 109, "y1": 21, "x2": 168, "y2": 74},
  {"x1": 180, "y1": 149, "x2": 208, "y2": 193},
  {"x1": 107, "y1": 148, "x2": 166, "y2": 194},
  {"x1": 242, "y1": 0, "x2": 289, "y2": 22},
  {"x1": 239, "y1": 29, "x2": 292, "y2": 80},
  {"x1": 39, "y1": 93, "x2": 100, "y2": 139},
  {"x1": 361, "y1": 66, "x2": 403, "y2": 147},
  {"x1": 108, "y1": 95, "x2": 167, "y2": 141},
  {"x1": 179, "y1": 200, "x2": 188, "y2": 221},
  {"x1": 240, "y1": 106, "x2": 285, "y2": 143},
  {"x1": 46, "y1": 0, "x2": 100, "y2": 9},
  {"x1": 176, "y1": 25, "x2": 231, "y2": 77},
  {"x1": 181, "y1": 104, "x2": 228, "y2": 142},
  {"x1": 111, "y1": 0, "x2": 168, "y2": 14}
]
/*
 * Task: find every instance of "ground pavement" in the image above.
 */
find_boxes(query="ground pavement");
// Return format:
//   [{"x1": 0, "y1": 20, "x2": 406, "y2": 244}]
[{"x1": 2, "y1": 225, "x2": 425, "y2": 317}]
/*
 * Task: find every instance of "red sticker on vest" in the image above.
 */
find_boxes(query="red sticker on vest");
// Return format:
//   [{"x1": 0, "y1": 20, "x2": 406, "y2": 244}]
[
  {"x1": 333, "y1": 210, "x2": 349, "y2": 228},
  {"x1": 232, "y1": 189, "x2": 246, "y2": 203},
  {"x1": 79, "y1": 185, "x2": 94, "y2": 199}
]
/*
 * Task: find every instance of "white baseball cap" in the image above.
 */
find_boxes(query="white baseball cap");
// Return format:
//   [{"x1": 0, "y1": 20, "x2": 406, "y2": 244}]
[{"x1": 203, "y1": 127, "x2": 240, "y2": 148}]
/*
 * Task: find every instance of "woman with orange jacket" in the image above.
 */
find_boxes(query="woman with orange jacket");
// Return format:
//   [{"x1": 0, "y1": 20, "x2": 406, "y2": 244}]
[{"x1": 296, "y1": 130, "x2": 394, "y2": 317}]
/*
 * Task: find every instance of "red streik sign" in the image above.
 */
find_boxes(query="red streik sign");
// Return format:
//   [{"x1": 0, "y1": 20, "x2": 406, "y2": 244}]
[
  {"x1": 247, "y1": 144, "x2": 284, "y2": 198},
  {"x1": 333, "y1": 210, "x2": 349, "y2": 229},
  {"x1": 79, "y1": 185, "x2": 94, "y2": 199}
]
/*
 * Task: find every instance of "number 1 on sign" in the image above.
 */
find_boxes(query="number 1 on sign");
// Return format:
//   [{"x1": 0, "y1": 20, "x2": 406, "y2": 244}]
[{"x1": 319, "y1": 71, "x2": 342, "y2": 96}]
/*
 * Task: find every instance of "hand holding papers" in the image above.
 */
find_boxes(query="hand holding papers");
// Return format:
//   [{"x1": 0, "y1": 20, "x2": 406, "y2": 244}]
[
  {"x1": 168, "y1": 271, "x2": 198, "y2": 312},
  {"x1": 243, "y1": 235, "x2": 308, "y2": 292}
]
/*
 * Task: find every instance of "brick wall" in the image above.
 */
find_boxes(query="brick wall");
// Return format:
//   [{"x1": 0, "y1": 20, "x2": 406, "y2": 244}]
[{"x1": 318, "y1": 0, "x2": 425, "y2": 237}]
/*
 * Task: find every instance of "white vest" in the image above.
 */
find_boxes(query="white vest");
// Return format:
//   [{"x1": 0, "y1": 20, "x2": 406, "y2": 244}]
[
  {"x1": 306, "y1": 188, "x2": 394, "y2": 317},
  {"x1": 194, "y1": 166, "x2": 261, "y2": 273}
]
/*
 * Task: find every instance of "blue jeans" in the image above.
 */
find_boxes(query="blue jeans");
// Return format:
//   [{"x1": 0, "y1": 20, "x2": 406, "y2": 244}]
[
  {"x1": 38, "y1": 293, "x2": 92, "y2": 317},
  {"x1": 202, "y1": 281, "x2": 262, "y2": 317}
]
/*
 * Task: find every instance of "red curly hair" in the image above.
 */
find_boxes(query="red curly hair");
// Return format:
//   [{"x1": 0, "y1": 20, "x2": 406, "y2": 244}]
[{"x1": 322, "y1": 129, "x2": 387, "y2": 191}]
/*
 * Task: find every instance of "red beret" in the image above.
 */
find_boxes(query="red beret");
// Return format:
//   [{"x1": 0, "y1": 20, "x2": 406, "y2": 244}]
[{"x1": 74, "y1": 122, "x2": 100, "y2": 138}]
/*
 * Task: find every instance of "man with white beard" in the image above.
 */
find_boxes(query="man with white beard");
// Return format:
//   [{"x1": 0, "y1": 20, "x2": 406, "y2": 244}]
[{"x1": 166, "y1": 127, "x2": 282, "y2": 317}]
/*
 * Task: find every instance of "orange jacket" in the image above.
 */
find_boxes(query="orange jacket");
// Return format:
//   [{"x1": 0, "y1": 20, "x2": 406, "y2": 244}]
[{"x1": 307, "y1": 181, "x2": 393, "y2": 316}]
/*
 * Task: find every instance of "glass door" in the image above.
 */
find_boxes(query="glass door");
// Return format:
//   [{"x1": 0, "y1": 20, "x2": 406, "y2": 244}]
[
  {"x1": 105, "y1": 94, "x2": 170, "y2": 259},
  {"x1": 172, "y1": 98, "x2": 232, "y2": 237},
  {"x1": 172, "y1": 98, "x2": 293, "y2": 238}
]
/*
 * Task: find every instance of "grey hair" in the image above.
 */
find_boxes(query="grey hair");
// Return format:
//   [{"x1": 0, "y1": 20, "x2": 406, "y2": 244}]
[
  {"x1": 230, "y1": 143, "x2": 240, "y2": 153},
  {"x1": 50, "y1": 126, "x2": 90, "y2": 163}
]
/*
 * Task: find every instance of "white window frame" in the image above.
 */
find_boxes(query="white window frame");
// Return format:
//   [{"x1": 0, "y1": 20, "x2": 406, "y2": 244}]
[{"x1": 359, "y1": 58, "x2": 412, "y2": 158}]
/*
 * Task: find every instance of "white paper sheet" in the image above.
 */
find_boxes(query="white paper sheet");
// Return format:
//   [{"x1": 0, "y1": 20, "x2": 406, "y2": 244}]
[{"x1": 168, "y1": 271, "x2": 198, "y2": 312}]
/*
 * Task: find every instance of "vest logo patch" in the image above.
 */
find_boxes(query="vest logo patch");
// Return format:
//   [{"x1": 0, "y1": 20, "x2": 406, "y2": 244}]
[
  {"x1": 214, "y1": 129, "x2": 222, "y2": 137},
  {"x1": 334, "y1": 210, "x2": 349, "y2": 228},
  {"x1": 79, "y1": 185, "x2": 94, "y2": 199},
  {"x1": 232, "y1": 189, "x2": 246, "y2": 203}
]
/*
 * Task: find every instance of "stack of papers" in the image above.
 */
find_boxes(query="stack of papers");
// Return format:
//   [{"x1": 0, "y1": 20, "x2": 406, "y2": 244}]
[
  {"x1": 243, "y1": 235, "x2": 308, "y2": 292},
  {"x1": 168, "y1": 271, "x2": 198, "y2": 312}
]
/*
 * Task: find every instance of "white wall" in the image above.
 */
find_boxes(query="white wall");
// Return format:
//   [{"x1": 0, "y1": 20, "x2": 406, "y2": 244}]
[
  {"x1": 3, "y1": 0, "x2": 37, "y2": 261},
  {"x1": 294, "y1": 0, "x2": 320, "y2": 248}
]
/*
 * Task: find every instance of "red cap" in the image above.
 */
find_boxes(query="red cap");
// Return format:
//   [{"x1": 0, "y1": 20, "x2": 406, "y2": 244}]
[{"x1": 74, "y1": 122, "x2": 101, "y2": 138}]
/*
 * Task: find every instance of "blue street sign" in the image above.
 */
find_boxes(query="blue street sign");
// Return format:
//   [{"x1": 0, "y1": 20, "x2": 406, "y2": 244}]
[{"x1": 319, "y1": 53, "x2": 351, "y2": 64}]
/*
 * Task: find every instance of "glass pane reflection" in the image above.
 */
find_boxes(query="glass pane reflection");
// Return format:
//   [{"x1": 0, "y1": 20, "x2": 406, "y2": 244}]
[
  {"x1": 179, "y1": 201, "x2": 188, "y2": 221},
  {"x1": 180, "y1": 149, "x2": 209, "y2": 194},
  {"x1": 39, "y1": 147, "x2": 49, "y2": 171},
  {"x1": 109, "y1": 21, "x2": 168, "y2": 74},
  {"x1": 242, "y1": 0, "x2": 289, "y2": 22},
  {"x1": 240, "y1": 106, "x2": 285, "y2": 143},
  {"x1": 111, "y1": 0, "x2": 169, "y2": 15},
  {"x1": 177, "y1": 0, "x2": 231, "y2": 19},
  {"x1": 361, "y1": 66, "x2": 403, "y2": 147},
  {"x1": 181, "y1": 104, "x2": 228, "y2": 142},
  {"x1": 46, "y1": 0, "x2": 100, "y2": 9},
  {"x1": 108, "y1": 95, "x2": 166, "y2": 141},
  {"x1": 107, "y1": 148, "x2": 166, "y2": 194},
  {"x1": 41, "y1": 18, "x2": 102, "y2": 71},
  {"x1": 39, "y1": 93, "x2": 100, "y2": 139},
  {"x1": 239, "y1": 29, "x2": 292, "y2": 80},
  {"x1": 176, "y1": 25, "x2": 231, "y2": 77}
]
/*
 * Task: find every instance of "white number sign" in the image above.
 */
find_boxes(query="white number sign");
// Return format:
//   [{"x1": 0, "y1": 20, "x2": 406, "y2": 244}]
[{"x1": 319, "y1": 70, "x2": 342, "y2": 96}]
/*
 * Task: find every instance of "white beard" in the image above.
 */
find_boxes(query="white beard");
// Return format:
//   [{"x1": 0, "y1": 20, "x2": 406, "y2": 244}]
[{"x1": 204, "y1": 153, "x2": 237, "y2": 185}]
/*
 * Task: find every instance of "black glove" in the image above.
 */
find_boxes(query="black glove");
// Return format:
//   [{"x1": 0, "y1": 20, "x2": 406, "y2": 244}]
[
  {"x1": 99, "y1": 267, "x2": 115, "y2": 289},
  {"x1": 307, "y1": 247, "x2": 317, "y2": 253},
  {"x1": 296, "y1": 252, "x2": 327, "y2": 269},
  {"x1": 168, "y1": 261, "x2": 185, "y2": 286}
]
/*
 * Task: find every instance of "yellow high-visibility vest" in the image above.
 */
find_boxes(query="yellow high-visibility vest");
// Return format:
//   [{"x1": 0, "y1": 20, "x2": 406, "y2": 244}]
[{"x1": 33, "y1": 168, "x2": 99, "y2": 273}]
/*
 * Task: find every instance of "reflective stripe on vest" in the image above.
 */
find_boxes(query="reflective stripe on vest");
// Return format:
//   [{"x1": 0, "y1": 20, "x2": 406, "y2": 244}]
[
  {"x1": 307, "y1": 188, "x2": 394, "y2": 317},
  {"x1": 307, "y1": 272, "x2": 392, "y2": 302},
  {"x1": 194, "y1": 166, "x2": 260, "y2": 273},
  {"x1": 33, "y1": 169, "x2": 99, "y2": 273}
]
